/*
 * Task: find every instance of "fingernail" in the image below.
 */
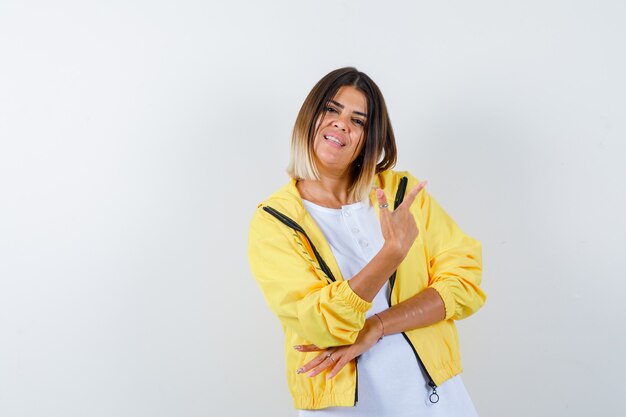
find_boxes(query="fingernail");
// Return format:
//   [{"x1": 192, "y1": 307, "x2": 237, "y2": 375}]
[
  {"x1": 308, "y1": 371, "x2": 316, "y2": 377},
  {"x1": 293, "y1": 345, "x2": 302, "y2": 350},
  {"x1": 296, "y1": 368, "x2": 304, "y2": 374}
]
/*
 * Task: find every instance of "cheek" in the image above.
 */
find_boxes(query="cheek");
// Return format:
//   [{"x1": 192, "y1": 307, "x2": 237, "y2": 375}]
[
  {"x1": 314, "y1": 113, "x2": 329, "y2": 130},
  {"x1": 353, "y1": 131, "x2": 365, "y2": 149},
  {"x1": 348, "y1": 134, "x2": 365, "y2": 160}
]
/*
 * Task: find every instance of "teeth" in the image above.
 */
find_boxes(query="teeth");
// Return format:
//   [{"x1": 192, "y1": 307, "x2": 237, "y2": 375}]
[{"x1": 324, "y1": 135, "x2": 343, "y2": 146}]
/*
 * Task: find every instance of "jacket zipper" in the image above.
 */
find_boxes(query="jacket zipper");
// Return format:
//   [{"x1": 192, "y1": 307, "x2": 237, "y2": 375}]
[
  {"x1": 354, "y1": 357, "x2": 359, "y2": 405},
  {"x1": 386, "y1": 285, "x2": 439, "y2": 403},
  {"x1": 262, "y1": 205, "x2": 336, "y2": 283},
  {"x1": 388, "y1": 177, "x2": 440, "y2": 404}
]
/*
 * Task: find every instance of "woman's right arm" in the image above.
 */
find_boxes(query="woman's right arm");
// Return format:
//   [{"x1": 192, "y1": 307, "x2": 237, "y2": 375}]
[{"x1": 248, "y1": 209, "x2": 399, "y2": 349}]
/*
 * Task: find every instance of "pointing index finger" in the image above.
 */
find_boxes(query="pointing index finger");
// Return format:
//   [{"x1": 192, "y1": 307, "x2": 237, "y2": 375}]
[{"x1": 399, "y1": 180, "x2": 427, "y2": 209}]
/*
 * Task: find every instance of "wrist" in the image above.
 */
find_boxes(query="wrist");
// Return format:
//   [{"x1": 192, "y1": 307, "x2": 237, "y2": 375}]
[
  {"x1": 366, "y1": 314, "x2": 385, "y2": 342},
  {"x1": 379, "y1": 242, "x2": 403, "y2": 267},
  {"x1": 374, "y1": 313, "x2": 385, "y2": 341}
]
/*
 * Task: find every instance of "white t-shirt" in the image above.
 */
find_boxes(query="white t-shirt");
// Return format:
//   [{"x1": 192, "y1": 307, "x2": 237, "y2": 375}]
[{"x1": 298, "y1": 198, "x2": 478, "y2": 417}]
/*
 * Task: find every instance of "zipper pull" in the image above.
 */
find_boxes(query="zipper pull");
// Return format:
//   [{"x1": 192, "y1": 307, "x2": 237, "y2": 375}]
[{"x1": 428, "y1": 381, "x2": 439, "y2": 404}]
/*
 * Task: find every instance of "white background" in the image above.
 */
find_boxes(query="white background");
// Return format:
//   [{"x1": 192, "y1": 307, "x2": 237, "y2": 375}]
[{"x1": 1, "y1": 1, "x2": 625, "y2": 416}]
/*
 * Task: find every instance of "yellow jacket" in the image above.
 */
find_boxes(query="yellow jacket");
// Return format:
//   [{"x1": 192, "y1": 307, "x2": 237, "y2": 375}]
[{"x1": 247, "y1": 169, "x2": 486, "y2": 410}]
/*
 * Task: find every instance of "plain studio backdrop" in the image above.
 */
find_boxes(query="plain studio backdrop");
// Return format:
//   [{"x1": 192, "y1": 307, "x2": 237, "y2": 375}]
[{"x1": 1, "y1": 1, "x2": 625, "y2": 416}]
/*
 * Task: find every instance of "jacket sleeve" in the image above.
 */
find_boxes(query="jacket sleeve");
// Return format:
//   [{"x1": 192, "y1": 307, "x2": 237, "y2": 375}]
[
  {"x1": 408, "y1": 174, "x2": 486, "y2": 321},
  {"x1": 247, "y1": 208, "x2": 372, "y2": 348}
]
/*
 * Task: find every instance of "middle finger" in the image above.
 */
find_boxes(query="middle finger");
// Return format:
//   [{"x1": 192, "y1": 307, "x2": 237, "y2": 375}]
[
  {"x1": 307, "y1": 354, "x2": 337, "y2": 378},
  {"x1": 297, "y1": 350, "x2": 334, "y2": 374}
]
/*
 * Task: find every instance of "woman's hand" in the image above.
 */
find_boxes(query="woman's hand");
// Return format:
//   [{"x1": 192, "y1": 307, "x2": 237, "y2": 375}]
[
  {"x1": 376, "y1": 180, "x2": 427, "y2": 263},
  {"x1": 293, "y1": 317, "x2": 384, "y2": 379}
]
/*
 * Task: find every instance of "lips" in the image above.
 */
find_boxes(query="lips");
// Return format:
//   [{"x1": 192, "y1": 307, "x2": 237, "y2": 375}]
[{"x1": 323, "y1": 134, "x2": 345, "y2": 147}]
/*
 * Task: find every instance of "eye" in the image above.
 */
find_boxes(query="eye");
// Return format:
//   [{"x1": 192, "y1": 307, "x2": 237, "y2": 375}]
[
  {"x1": 353, "y1": 119, "x2": 365, "y2": 126},
  {"x1": 324, "y1": 106, "x2": 338, "y2": 113}
]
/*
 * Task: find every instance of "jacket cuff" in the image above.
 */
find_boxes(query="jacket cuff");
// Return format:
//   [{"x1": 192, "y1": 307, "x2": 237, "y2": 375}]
[
  {"x1": 337, "y1": 281, "x2": 372, "y2": 313},
  {"x1": 429, "y1": 281, "x2": 455, "y2": 321}
]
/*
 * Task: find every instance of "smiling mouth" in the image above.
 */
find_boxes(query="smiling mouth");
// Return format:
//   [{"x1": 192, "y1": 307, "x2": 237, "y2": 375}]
[{"x1": 324, "y1": 135, "x2": 345, "y2": 147}]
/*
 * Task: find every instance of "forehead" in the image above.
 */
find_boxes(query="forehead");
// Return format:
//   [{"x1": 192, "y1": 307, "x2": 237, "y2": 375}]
[{"x1": 331, "y1": 86, "x2": 368, "y2": 113}]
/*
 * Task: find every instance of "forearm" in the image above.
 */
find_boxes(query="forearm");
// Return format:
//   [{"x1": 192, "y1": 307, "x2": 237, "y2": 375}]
[
  {"x1": 347, "y1": 244, "x2": 403, "y2": 302},
  {"x1": 375, "y1": 287, "x2": 446, "y2": 335}
]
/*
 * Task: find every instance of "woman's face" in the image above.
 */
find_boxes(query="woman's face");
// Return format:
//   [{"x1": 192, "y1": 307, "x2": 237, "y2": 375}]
[{"x1": 312, "y1": 85, "x2": 368, "y2": 176}]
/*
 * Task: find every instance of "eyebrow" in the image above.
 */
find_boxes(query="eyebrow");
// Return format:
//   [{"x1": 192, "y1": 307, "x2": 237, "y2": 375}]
[{"x1": 329, "y1": 100, "x2": 368, "y2": 118}]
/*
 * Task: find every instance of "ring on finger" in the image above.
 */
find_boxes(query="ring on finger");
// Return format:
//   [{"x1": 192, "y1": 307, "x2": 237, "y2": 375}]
[
  {"x1": 326, "y1": 352, "x2": 336, "y2": 363},
  {"x1": 379, "y1": 203, "x2": 389, "y2": 209}
]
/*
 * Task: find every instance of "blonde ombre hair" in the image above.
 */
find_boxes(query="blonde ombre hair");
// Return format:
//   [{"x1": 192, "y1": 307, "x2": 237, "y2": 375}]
[{"x1": 287, "y1": 67, "x2": 397, "y2": 203}]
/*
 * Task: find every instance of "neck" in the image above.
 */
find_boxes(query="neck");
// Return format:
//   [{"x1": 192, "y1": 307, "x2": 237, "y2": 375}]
[{"x1": 297, "y1": 170, "x2": 354, "y2": 208}]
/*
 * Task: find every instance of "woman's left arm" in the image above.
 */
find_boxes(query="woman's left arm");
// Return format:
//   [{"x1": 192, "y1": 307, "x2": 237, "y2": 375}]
[
  {"x1": 374, "y1": 287, "x2": 445, "y2": 334},
  {"x1": 295, "y1": 287, "x2": 445, "y2": 379},
  {"x1": 418, "y1": 183, "x2": 486, "y2": 322}
]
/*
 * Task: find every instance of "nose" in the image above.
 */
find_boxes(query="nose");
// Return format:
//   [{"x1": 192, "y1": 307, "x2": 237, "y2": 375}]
[{"x1": 332, "y1": 115, "x2": 348, "y2": 132}]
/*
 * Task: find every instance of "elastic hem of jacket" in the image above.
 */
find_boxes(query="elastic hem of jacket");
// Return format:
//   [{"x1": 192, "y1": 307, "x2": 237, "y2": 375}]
[
  {"x1": 429, "y1": 281, "x2": 456, "y2": 321},
  {"x1": 337, "y1": 281, "x2": 371, "y2": 313},
  {"x1": 294, "y1": 392, "x2": 356, "y2": 410},
  {"x1": 290, "y1": 365, "x2": 464, "y2": 409},
  {"x1": 429, "y1": 363, "x2": 464, "y2": 387}
]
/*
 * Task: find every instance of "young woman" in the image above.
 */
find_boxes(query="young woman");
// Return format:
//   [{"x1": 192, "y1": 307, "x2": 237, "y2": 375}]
[{"x1": 248, "y1": 67, "x2": 486, "y2": 416}]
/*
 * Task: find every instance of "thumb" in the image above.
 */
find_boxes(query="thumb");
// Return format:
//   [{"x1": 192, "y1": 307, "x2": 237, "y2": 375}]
[{"x1": 293, "y1": 344, "x2": 322, "y2": 352}]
